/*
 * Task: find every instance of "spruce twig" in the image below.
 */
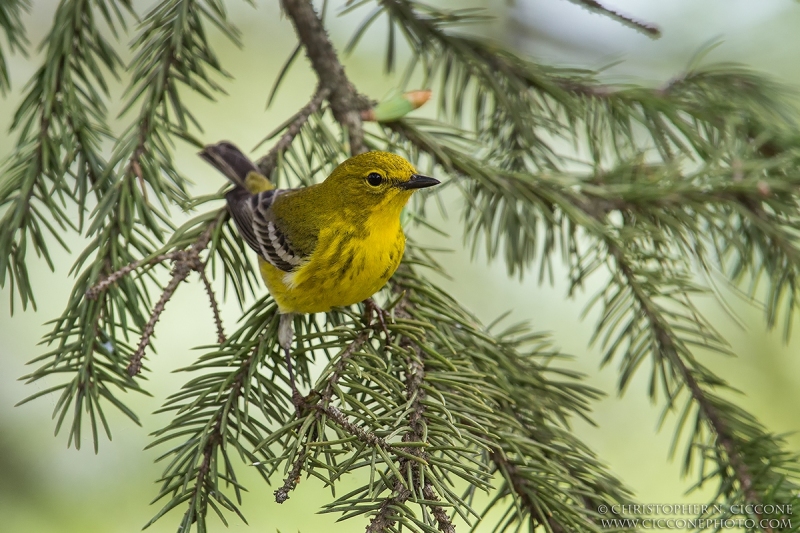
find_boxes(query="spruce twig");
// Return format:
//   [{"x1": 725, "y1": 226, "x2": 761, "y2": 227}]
[
  {"x1": 567, "y1": 0, "x2": 661, "y2": 37},
  {"x1": 280, "y1": 0, "x2": 371, "y2": 154},
  {"x1": 198, "y1": 266, "x2": 226, "y2": 344},
  {"x1": 85, "y1": 251, "x2": 182, "y2": 300},
  {"x1": 126, "y1": 219, "x2": 218, "y2": 376}
]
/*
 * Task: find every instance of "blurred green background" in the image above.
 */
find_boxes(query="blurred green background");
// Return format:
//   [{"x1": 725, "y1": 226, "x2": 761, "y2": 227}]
[{"x1": 2, "y1": 1, "x2": 800, "y2": 531}]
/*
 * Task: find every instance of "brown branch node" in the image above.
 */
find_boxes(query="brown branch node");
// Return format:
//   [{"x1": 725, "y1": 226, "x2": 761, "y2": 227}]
[
  {"x1": 423, "y1": 483, "x2": 456, "y2": 533},
  {"x1": 275, "y1": 451, "x2": 307, "y2": 504},
  {"x1": 318, "y1": 405, "x2": 390, "y2": 450}
]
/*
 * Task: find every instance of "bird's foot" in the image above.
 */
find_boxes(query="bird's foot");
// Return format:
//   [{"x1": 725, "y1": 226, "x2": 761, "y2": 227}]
[
  {"x1": 290, "y1": 387, "x2": 305, "y2": 414},
  {"x1": 293, "y1": 390, "x2": 321, "y2": 417},
  {"x1": 363, "y1": 297, "x2": 392, "y2": 347}
]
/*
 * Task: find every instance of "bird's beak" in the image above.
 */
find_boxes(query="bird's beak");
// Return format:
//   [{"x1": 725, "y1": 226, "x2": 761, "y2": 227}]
[{"x1": 398, "y1": 174, "x2": 440, "y2": 190}]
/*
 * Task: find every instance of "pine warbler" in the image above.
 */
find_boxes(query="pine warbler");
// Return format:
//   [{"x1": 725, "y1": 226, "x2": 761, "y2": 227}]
[{"x1": 200, "y1": 142, "x2": 439, "y2": 398}]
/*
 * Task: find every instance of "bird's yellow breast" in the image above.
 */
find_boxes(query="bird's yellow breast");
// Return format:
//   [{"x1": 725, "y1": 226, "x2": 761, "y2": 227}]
[{"x1": 260, "y1": 212, "x2": 405, "y2": 314}]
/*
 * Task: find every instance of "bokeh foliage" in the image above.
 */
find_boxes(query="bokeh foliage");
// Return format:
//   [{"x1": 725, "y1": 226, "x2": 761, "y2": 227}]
[{"x1": 1, "y1": 1, "x2": 799, "y2": 532}]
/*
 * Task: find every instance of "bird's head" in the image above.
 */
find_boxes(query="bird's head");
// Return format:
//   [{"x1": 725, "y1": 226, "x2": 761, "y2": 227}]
[{"x1": 323, "y1": 151, "x2": 439, "y2": 214}]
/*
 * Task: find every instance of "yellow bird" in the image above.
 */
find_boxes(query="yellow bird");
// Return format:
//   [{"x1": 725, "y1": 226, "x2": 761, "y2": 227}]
[{"x1": 200, "y1": 142, "x2": 439, "y2": 398}]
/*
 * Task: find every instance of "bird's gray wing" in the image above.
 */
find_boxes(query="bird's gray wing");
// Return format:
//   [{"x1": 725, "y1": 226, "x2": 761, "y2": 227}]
[{"x1": 225, "y1": 188, "x2": 306, "y2": 273}]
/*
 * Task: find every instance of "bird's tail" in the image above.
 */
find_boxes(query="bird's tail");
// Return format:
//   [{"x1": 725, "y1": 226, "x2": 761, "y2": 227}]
[{"x1": 199, "y1": 141, "x2": 273, "y2": 193}]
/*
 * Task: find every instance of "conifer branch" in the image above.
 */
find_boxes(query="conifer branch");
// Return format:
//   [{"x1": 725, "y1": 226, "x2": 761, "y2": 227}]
[
  {"x1": 673, "y1": 351, "x2": 770, "y2": 528},
  {"x1": 85, "y1": 251, "x2": 182, "y2": 300},
  {"x1": 127, "y1": 221, "x2": 217, "y2": 376},
  {"x1": 275, "y1": 327, "x2": 370, "y2": 504},
  {"x1": 175, "y1": 339, "x2": 258, "y2": 531},
  {"x1": 126, "y1": 258, "x2": 193, "y2": 377},
  {"x1": 17, "y1": 0, "x2": 241, "y2": 451},
  {"x1": 606, "y1": 239, "x2": 773, "y2": 526},
  {"x1": 280, "y1": 0, "x2": 371, "y2": 154},
  {"x1": 112, "y1": 0, "x2": 234, "y2": 209},
  {"x1": 0, "y1": 0, "x2": 127, "y2": 310},
  {"x1": 365, "y1": 294, "x2": 453, "y2": 533},
  {"x1": 367, "y1": 356, "x2": 423, "y2": 528},
  {"x1": 319, "y1": 329, "x2": 371, "y2": 406},
  {"x1": 0, "y1": 0, "x2": 28, "y2": 93},
  {"x1": 422, "y1": 483, "x2": 456, "y2": 533},
  {"x1": 147, "y1": 300, "x2": 295, "y2": 529},
  {"x1": 601, "y1": 239, "x2": 793, "y2": 528},
  {"x1": 198, "y1": 266, "x2": 226, "y2": 344},
  {"x1": 274, "y1": 451, "x2": 307, "y2": 503},
  {"x1": 318, "y1": 404, "x2": 392, "y2": 449},
  {"x1": 384, "y1": 115, "x2": 800, "y2": 528},
  {"x1": 566, "y1": 0, "x2": 660, "y2": 37},
  {"x1": 490, "y1": 450, "x2": 566, "y2": 533}
]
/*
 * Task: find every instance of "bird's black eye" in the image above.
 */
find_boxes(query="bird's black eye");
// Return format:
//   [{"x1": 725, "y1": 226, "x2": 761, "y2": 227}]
[{"x1": 367, "y1": 173, "x2": 383, "y2": 187}]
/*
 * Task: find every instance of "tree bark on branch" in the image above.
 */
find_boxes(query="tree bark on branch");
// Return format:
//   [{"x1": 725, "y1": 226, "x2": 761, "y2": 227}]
[{"x1": 280, "y1": 0, "x2": 371, "y2": 155}]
